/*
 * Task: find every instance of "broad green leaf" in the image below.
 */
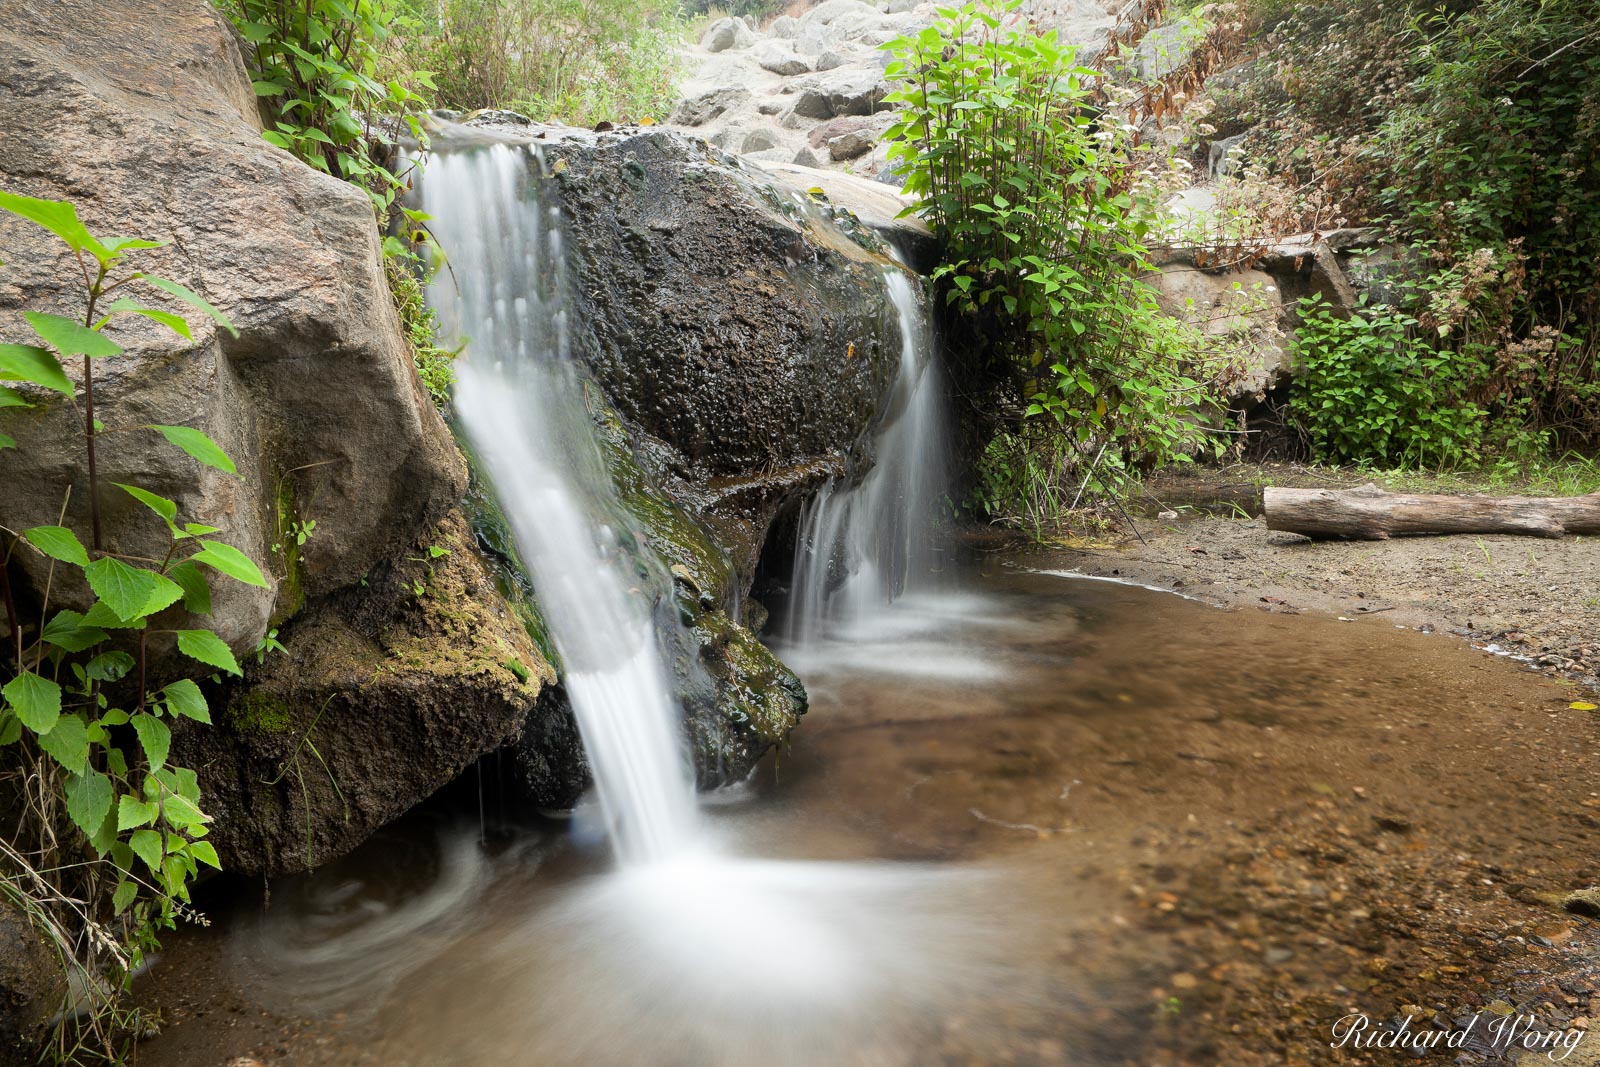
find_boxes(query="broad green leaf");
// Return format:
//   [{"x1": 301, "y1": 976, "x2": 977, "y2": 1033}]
[
  {"x1": 117, "y1": 794, "x2": 160, "y2": 831},
  {"x1": 163, "y1": 853, "x2": 193, "y2": 899},
  {"x1": 0, "y1": 433, "x2": 13, "y2": 452},
  {"x1": 95, "y1": 299, "x2": 192, "y2": 340},
  {"x1": 112, "y1": 879, "x2": 138, "y2": 916},
  {"x1": 64, "y1": 771, "x2": 114, "y2": 838},
  {"x1": 0, "y1": 385, "x2": 28, "y2": 408},
  {"x1": 101, "y1": 237, "x2": 167, "y2": 257},
  {"x1": 88, "y1": 805, "x2": 118, "y2": 855},
  {"x1": 136, "y1": 276, "x2": 237, "y2": 338},
  {"x1": 132, "y1": 713, "x2": 171, "y2": 773},
  {"x1": 41, "y1": 610, "x2": 109, "y2": 652},
  {"x1": 129, "y1": 828, "x2": 163, "y2": 873},
  {"x1": 149, "y1": 425, "x2": 236, "y2": 474},
  {"x1": 190, "y1": 541, "x2": 268, "y2": 587},
  {"x1": 24, "y1": 312, "x2": 121, "y2": 358},
  {"x1": 37, "y1": 714, "x2": 89, "y2": 773},
  {"x1": 163, "y1": 679, "x2": 210, "y2": 724},
  {"x1": 0, "y1": 343, "x2": 72, "y2": 395},
  {"x1": 3, "y1": 672, "x2": 61, "y2": 733},
  {"x1": 161, "y1": 792, "x2": 208, "y2": 831},
  {"x1": 81, "y1": 600, "x2": 146, "y2": 630},
  {"x1": 189, "y1": 840, "x2": 221, "y2": 870},
  {"x1": 84, "y1": 556, "x2": 183, "y2": 619},
  {"x1": 176, "y1": 629, "x2": 241, "y2": 676},
  {"x1": 0, "y1": 712, "x2": 19, "y2": 746},
  {"x1": 86, "y1": 651, "x2": 136, "y2": 682},
  {"x1": 166, "y1": 561, "x2": 212, "y2": 614},
  {"x1": 155, "y1": 765, "x2": 201, "y2": 803},
  {"x1": 114, "y1": 482, "x2": 177, "y2": 524},
  {"x1": 23, "y1": 525, "x2": 89, "y2": 567},
  {"x1": 0, "y1": 190, "x2": 105, "y2": 257}
]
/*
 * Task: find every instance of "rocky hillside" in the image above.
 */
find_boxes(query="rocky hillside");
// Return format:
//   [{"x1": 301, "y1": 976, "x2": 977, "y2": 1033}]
[{"x1": 669, "y1": 0, "x2": 1119, "y2": 181}]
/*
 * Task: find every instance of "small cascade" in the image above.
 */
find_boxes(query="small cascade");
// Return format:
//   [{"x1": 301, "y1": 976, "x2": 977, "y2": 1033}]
[
  {"x1": 786, "y1": 267, "x2": 948, "y2": 645},
  {"x1": 417, "y1": 144, "x2": 697, "y2": 867}
]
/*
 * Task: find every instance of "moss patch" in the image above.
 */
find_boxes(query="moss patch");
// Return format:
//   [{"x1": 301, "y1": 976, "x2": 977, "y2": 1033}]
[{"x1": 227, "y1": 690, "x2": 293, "y2": 735}]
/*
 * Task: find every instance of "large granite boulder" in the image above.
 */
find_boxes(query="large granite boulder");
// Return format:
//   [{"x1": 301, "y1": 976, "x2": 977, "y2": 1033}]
[
  {"x1": 0, "y1": 0, "x2": 466, "y2": 659},
  {"x1": 0, "y1": 0, "x2": 545, "y2": 884}
]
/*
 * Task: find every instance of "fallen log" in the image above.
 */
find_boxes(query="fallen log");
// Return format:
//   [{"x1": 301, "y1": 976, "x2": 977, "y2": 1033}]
[{"x1": 1263, "y1": 483, "x2": 1600, "y2": 540}]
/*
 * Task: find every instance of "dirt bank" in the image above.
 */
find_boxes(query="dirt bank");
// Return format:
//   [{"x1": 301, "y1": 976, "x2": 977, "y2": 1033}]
[{"x1": 1018, "y1": 467, "x2": 1600, "y2": 695}]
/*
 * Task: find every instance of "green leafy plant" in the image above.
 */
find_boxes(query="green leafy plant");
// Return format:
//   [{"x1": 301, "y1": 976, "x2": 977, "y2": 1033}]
[
  {"x1": 387, "y1": 257, "x2": 460, "y2": 406},
  {"x1": 883, "y1": 1, "x2": 1222, "y2": 528},
  {"x1": 0, "y1": 189, "x2": 267, "y2": 1061},
  {"x1": 225, "y1": 0, "x2": 434, "y2": 218},
  {"x1": 1290, "y1": 295, "x2": 1488, "y2": 466},
  {"x1": 1210, "y1": 0, "x2": 1598, "y2": 456}
]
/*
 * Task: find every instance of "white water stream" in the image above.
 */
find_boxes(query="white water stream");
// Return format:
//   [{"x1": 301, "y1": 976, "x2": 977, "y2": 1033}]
[
  {"x1": 785, "y1": 268, "x2": 948, "y2": 647},
  {"x1": 419, "y1": 144, "x2": 697, "y2": 867}
]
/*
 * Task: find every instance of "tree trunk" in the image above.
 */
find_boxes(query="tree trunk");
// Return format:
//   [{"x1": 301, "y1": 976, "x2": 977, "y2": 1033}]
[{"x1": 1263, "y1": 483, "x2": 1600, "y2": 540}]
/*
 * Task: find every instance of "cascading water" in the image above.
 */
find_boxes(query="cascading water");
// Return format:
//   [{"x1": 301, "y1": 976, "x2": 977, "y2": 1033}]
[
  {"x1": 238, "y1": 131, "x2": 1015, "y2": 1066},
  {"x1": 417, "y1": 143, "x2": 696, "y2": 867},
  {"x1": 786, "y1": 267, "x2": 948, "y2": 645}
]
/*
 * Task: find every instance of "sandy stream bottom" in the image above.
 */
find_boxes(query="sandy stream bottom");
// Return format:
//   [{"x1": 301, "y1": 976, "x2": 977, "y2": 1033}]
[{"x1": 138, "y1": 561, "x2": 1600, "y2": 1066}]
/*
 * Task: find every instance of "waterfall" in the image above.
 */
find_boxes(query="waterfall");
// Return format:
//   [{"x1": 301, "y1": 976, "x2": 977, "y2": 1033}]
[
  {"x1": 417, "y1": 144, "x2": 697, "y2": 867},
  {"x1": 786, "y1": 268, "x2": 948, "y2": 645}
]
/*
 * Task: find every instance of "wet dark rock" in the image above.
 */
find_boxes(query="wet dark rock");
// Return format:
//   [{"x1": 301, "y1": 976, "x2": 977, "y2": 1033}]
[
  {"x1": 540, "y1": 126, "x2": 904, "y2": 575},
  {"x1": 174, "y1": 512, "x2": 555, "y2": 875},
  {"x1": 0, "y1": 903, "x2": 63, "y2": 1066},
  {"x1": 1562, "y1": 888, "x2": 1600, "y2": 917},
  {"x1": 512, "y1": 686, "x2": 590, "y2": 809}
]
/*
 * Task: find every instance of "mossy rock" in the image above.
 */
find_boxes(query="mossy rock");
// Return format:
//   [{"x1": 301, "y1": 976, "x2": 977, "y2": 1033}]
[{"x1": 178, "y1": 509, "x2": 555, "y2": 876}]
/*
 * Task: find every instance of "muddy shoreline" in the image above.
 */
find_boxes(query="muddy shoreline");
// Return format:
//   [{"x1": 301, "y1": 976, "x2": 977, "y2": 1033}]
[{"x1": 1007, "y1": 469, "x2": 1600, "y2": 696}]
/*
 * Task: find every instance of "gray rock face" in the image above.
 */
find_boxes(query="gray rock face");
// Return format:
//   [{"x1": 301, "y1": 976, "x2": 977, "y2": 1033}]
[
  {"x1": 829, "y1": 129, "x2": 876, "y2": 160},
  {"x1": 1133, "y1": 21, "x2": 1201, "y2": 81},
  {"x1": 701, "y1": 16, "x2": 757, "y2": 53},
  {"x1": 1151, "y1": 265, "x2": 1288, "y2": 400},
  {"x1": 741, "y1": 126, "x2": 781, "y2": 153},
  {"x1": 535, "y1": 127, "x2": 904, "y2": 572},
  {"x1": 792, "y1": 68, "x2": 892, "y2": 119},
  {"x1": 671, "y1": 84, "x2": 752, "y2": 126},
  {"x1": 754, "y1": 40, "x2": 811, "y2": 77},
  {"x1": 0, "y1": 0, "x2": 465, "y2": 666}
]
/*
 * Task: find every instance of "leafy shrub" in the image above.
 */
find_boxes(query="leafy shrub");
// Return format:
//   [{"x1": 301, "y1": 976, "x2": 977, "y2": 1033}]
[
  {"x1": 1290, "y1": 296, "x2": 1487, "y2": 466},
  {"x1": 224, "y1": 0, "x2": 433, "y2": 216},
  {"x1": 1212, "y1": 0, "x2": 1600, "y2": 457},
  {"x1": 387, "y1": 258, "x2": 458, "y2": 407},
  {"x1": 0, "y1": 190, "x2": 267, "y2": 1060},
  {"x1": 883, "y1": 1, "x2": 1223, "y2": 524},
  {"x1": 394, "y1": 0, "x2": 685, "y2": 125}
]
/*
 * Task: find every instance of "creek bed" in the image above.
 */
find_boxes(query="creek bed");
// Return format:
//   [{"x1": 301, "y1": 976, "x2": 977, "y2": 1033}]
[{"x1": 137, "y1": 557, "x2": 1600, "y2": 1066}]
